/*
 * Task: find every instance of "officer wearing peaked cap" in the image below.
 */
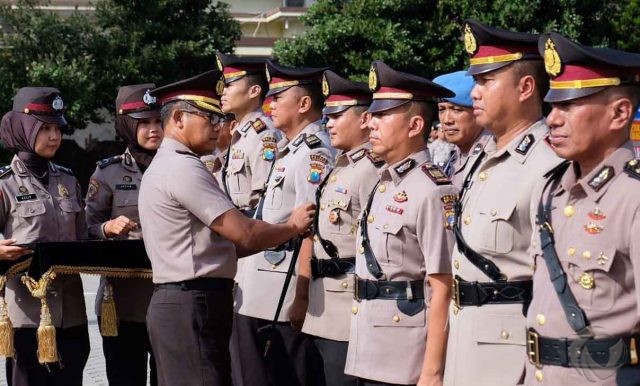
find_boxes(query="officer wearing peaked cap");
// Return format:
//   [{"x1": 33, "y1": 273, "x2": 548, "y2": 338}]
[
  {"x1": 215, "y1": 52, "x2": 280, "y2": 216},
  {"x1": 343, "y1": 61, "x2": 457, "y2": 385},
  {"x1": 524, "y1": 33, "x2": 640, "y2": 386},
  {"x1": 231, "y1": 60, "x2": 334, "y2": 386},
  {"x1": 139, "y1": 70, "x2": 315, "y2": 386},
  {"x1": 444, "y1": 20, "x2": 563, "y2": 386},
  {"x1": 85, "y1": 83, "x2": 161, "y2": 386},
  {"x1": 287, "y1": 70, "x2": 379, "y2": 386},
  {"x1": 0, "y1": 87, "x2": 89, "y2": 386},
  {"x1": 433, "y1": 71, "x2": 491, "y2": 188}
]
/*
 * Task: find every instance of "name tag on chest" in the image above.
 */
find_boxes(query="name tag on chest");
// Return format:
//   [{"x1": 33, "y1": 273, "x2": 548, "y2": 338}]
[
  {"x1": 15, "y1": 193, "x2": 37, "y2": 202},
  {"x1": 115, "y1": 184, "x2": 137, "y2": 190}
]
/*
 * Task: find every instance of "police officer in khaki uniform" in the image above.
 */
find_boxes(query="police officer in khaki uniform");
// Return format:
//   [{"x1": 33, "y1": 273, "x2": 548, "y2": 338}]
[
  {"x1": 524, "y1": 32, "x2": 640, "y2": 386},
  {"x1": 344, "y1": 61, "x2": 456, "y2": 386},
  {"x1": 216, "y1": 52, "x2": 280, "y2": 216},
  {"x1": 85, "y1": 83, "x2": 161, "y2": 386},
  {"x1": 139, "y1": 70, "x2": 315, "y2": 386},
  {"x1": 444, "y1": 20, "x2": 563, "y2": 386},
  {"x1": 432, "y1": 71, "x2": 491, "y2": 187},
  {"x1": 202, "y1": 113, "x2": 236, "y2": 186},
  {"x1": 288, "y1": 70, "x2": 379, "y2": 386},
  {"x1": 231, "y1": 60, "x2": 334, "y2": 386},
  {"x1": 0, "y1": 87, "x2": 89, "y2": 386}
]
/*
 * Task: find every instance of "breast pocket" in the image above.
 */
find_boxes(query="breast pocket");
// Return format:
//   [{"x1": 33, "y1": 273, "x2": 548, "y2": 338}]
[
  {"x1": 264, "y1": 174, "x2": 285, "y2": 210},
  {"x1": 561, "y1": 245, "x2": 618, "y2": 312},
  {"x1": 325, "y1": 195, "x2": 353, "y2": 235},
  {"x1": 228, "y1": 158, "x2": 249, "y2": 193},
  {"x1": 15, "y1": 201, "x2": 46, "y2": 218},
  {"x1": 113, "y1": 191, "x2": 139, "y2": 219},
  {"x1": 57, "y1": 198, "x2": 81, "y2": 214},
  {"x1": 375, "y1": 218, "x2": 404, "y2": 267},
  {"x1": 477, "y1": 202, "x2": 516, "y2": 255}
]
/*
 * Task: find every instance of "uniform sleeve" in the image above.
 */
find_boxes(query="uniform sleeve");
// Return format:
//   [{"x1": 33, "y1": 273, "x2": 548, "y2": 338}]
[
  {"x1": 84, "y1": 167, "x2": 113, "y2": 239},
  {"x1": 630, "y1": 208, "x2": 640, "y2": 319},
  {"x1": 0, "y1": 181, "x2": 9, "y2": 231},
  {"x1": 417, "y1": 185, "x2": 456, "y2": 275},
  {"x1": 74, "y1": 178, "x2": 88, "y2": 240},
  {"x1": 249, "y1": 130, "x2": 277, "y2": 191},
  {"x1": 170, "y1": 158, "x2": 235, "y2": 226},
  {"x1": 294, "y1": 148, "x2": 334, "y2": 206}
]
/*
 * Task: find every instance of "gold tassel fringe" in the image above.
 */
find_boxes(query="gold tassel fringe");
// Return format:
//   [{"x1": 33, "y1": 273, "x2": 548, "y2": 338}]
[
  {"x1": 0, "y1": 276, "x2": 14, "y2": 357},
  {"x1": 100, "y1": 281, "x2": 118, "y2": 337},
  {"x1": 21, "y1": 271, "x2": 58, "y2": 364}
]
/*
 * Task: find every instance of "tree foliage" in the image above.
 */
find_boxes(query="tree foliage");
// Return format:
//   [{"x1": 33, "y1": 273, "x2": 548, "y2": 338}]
[{"x1": 273, "y1": 0, "x2": 640, "y2": 82}]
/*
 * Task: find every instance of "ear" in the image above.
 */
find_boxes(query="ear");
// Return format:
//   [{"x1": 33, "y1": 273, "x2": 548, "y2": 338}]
[
  {"x1": 172, "y1": 109, "x2": 185, "y2": 129},
  {"x1": 518, "y1": 74, "x2": 537, "y2": 103},
  {"x1": 248, "y1": 84, "x2": 262, "y2": 99},
  {"x1": 298, "y1": 95, "x2": 312, "y2": 114},
  {"x1": 609, "y1": 97, "x2": 634, "y2": 132},
  {"x1": 359, "y1": 111, "x2": 371, "y2": 130},
  {"x1": 407, "y1": 114, "x2": 425, "y2": 139}
]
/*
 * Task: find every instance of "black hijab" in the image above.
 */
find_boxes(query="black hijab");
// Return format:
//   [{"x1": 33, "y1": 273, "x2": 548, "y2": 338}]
[
  {"x1": 115, "y1": 115, "x2": 156, "y2": 172},
  {"x1": 0, "y1": 112, "x2": 51, "y2": 185}
]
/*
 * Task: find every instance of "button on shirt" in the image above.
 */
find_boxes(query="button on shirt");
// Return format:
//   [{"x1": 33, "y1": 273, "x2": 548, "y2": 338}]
[{"x1": 139, "y1": 138, "x2": 236, "y2": 283}]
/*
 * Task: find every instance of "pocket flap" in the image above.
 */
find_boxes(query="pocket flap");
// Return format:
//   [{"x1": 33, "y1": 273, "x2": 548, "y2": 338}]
[
  {"x1": 113, "y1": 193, "x2": 138, "y2": 207},
  {"x1": 269, "y1": 174, "x2": 285, "y2": 188},
  {"x1": 368, "y1": 300, "x2": 425, "y2": 327},
  {"x1": 323, "y1": 276, "x2": 354, "y2": 293},
  {"x1": 375, "y1": 218, "x2": 402, "y2": 235},
  {"x1": 481, "y1": 202, "x2": 516, "y2": 221},
  {"x1": 562, "y1": 244, "x2": 616, "y2": 273},
  {"x1": 58, "y1": 199, "x2": 81, "y2": 213},
  {"x1": 473, "y1": 313, "x2": 526, "y2": 345},
  {"x1": 227, "y1": 158, "x2": 246, "y2": 174},
  {"x1": 15, "y1": 201, "x2": 46, "y2": 217},
  {"x1": 327, "y1": 195, "x2": 351, "y2": 211}
]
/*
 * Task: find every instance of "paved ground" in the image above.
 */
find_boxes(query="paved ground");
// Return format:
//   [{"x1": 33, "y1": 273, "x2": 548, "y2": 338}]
[{"x1": 0, "y1": 274, "x2": 149, "y2": 386}]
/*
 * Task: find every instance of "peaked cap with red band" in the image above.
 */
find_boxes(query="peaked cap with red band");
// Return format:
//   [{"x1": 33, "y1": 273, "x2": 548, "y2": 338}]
[
  {"x1": 116, "y1": 83, "x2": 159, "y2": 119},
  {"x1": 539, "y1": 32, "x2": 640, "y2": 103},
  {"x1": 13, "y1": 87, "x2": 67, "y2": 127},
  {"x1": 322, "y1": 70, "x2": 371, "y2": 115},
  {"x1": 463, "y1": 19, "x2": 541, "y2": 76},
  {"x1": 367, "y1": 60, "x2": 454, "y2": 114},
  {"x1": 150, "y1": 70, "x2": 224, "y2": 115},
  {"x1": 216, "y1": 51, "x2": 267, "y2": 85},
  {"x1": 265, "y1": 59, "x2": 330, "y2": 97}
]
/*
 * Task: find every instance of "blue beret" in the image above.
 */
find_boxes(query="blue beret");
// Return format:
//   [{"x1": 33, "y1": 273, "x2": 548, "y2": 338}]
[{"x1": 432, "y1": 71, "x2": 475, "y2": 108}]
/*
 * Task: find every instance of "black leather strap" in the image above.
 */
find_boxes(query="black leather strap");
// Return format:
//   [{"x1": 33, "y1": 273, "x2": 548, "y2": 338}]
[
  {"x1": 454, "y1": 275, "x2": 532, "y2": 306},
  {"x1": 254, "y1": 160, "x2": 277, "y2": 221},
  {"x1": 221, "y1": 144, "x2": 232, "y2": 199},
  {"x1": 310, "y1": 257, "x2": 355, "y2": 279},
  {"x1": 154, "y1": 278, "x2": 234, "y2": 291},
  {"x1": 359, "y1": 181, "x2": 384, "y2": 279},
  {"x1": 354, "y1": 276, "x2": 424, "y2": 301},
  {"x1": 313, "y1": 173, "x2": 339, "y2": 258},
  {"x1": 536, "y1": 161, "x2": 590, "y2": 334}
]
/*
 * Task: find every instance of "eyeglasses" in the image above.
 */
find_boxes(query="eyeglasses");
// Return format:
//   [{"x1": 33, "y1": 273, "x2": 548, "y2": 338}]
[{"x1": 181, "y1": 110, "x2": 221, "y2": 125}]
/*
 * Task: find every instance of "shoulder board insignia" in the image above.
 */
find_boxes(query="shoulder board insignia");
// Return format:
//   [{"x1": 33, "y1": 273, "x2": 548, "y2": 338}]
[
  {"x1": 54, "y1": 164, "x2": 74, "y2": 175},
  {"x1": 124, "y1": 153, "x2": 133, "y2": 166},
  {"x1": 588, "y1": 165, "x2": 614, "y2": 192},
  {"x1": 0, "y1": 165, "x2": 13, "y2": 178},
  {"x1": 304, "y1": 134, "x2": 322, "y2": 148},
  {"x1": 471, "y1": 142, "x2": 484, "y2": 156},
  {"x1": 239, "y1": 121, "x2": 251, "y2": 134},
  {"x1": 623, "y1": 159, "x2": 640, "y2": 181},
  {"x1": 349, "y1": 148, "x2": 367, "y2": 163},
  {"x1": 251, "y1": 118, "x2": 267, "y2": 134},
  {"x1": 421, "y1": 163, "x2": 451, "y2": 185},
  {"x1": 175, "y1": 150, "x2": 199, "y2": 157},
  {"x1": 515, "y1": 134, "x2": 535, "y2": 155},
  {"x1": 366, "y1": 150, "x2": 385, "y2": 167},
  {"x1": 97, "y1": 155, "x2": 123, "y2": 169},
  {"x1": 292, "y1": 134, "x2": 306, "y2": 147},
  {"x1": 394, "y1": 159, "x2": 416, "y2": 176}
]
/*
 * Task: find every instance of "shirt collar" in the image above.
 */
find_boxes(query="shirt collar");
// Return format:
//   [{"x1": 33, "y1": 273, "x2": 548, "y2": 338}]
[{"x1": 382, "y1": 149, "x2": 430, "y2": 185}]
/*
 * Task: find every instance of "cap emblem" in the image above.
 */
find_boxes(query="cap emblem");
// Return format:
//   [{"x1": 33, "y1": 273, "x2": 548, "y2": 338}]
[
  {"x1": 265, "y1": 64, "x2": 272, "y2": 83},
  {"x1": 143, "y1": 90, "x2": 156, "y2": 105},
  {"x1": 52, "y1": 95, "x2": 64, "y2": 111},
  {"x1": 216, "y1": 56, "x2": 223, "y2": 71},
  {"x1": 368, "y1": 65, "x2": 378, "y2": 91},
  {"x1": 544, "y1": 38, "x2": 562, "y2": 77},
  {"x1": 216, "y1": 78, "x2": 225, "y2": 96},
  {"x1": 321, "y1": 74, "x2": 330, "y2": 97},
  {"x1": 464, "y1": 24, "x2": 477, "y2": 55}
]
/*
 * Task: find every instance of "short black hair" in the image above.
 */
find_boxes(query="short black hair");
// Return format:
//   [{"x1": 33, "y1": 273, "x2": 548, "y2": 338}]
[
  {"x1": 295, "y1": 83, "x2": 324, "y2": 114},
  {"x1": 511, "y1": 60, "x2": 548, "y2": 105},
  {"x1": 160, "y1": 100, "x2": 202, "y2": 129},
  {"x1": 244, "y1": 74, "x2": 269, "y2": 101}
]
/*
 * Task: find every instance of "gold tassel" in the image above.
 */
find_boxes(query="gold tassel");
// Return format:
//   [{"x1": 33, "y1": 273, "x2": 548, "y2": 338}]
[
  {"x1": 21, "y1": 271, "x2": 58, "y2": 364},
  {"x1": 100, "y1": 281, "x2": 118, "y2": 337},
  {"x1": 0, "y1": 276, "x2": 14, "y2": 357}
]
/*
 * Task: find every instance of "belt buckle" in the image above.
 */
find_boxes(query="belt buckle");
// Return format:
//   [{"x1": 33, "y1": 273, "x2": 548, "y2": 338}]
[
  {"x1": 452, "y1": 277, "x2": 461, "y2": 311},
  {"x1": 527, "y1": 329, "x2": 541, "y2": 367},
  {"x1": 353, "y1": 274, "x2": 361, "y2": 302}
]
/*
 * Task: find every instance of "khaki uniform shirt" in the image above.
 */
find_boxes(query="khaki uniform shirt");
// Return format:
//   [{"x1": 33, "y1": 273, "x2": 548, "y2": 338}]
[
  {"x1": 202, "y1": 149, "x2": 227, "y2": 187},
  {"x1": 85, "y1": 149, "x2": 153, "y2": 323},
  {"x1": 302, "y1": 142, "x2": 383, "y2": 342},
  {"x1": 221, "y1": 110, "x2": 280, "y2": 210},
  {"x1": 444, "y1": 120, "x2": 563, "y2": 386},
  {"x1": 344, "y1": 149, "x2": 456, "y2": 385},
  {"x1": 451, "y1": 130, "x2": 493, "y2": 189},
  {"x1": 524, "y1": 142, "x2": 640, "y2": 386},
  {"x1": 0, "y1": 156, "x2": 87, "y2": 328},
  {"x1": 234, "y1": 122, "x2": 335, "y2": 321},
  {"x1": 139, "y1": 138, "x2": 236, "y2": 283}
]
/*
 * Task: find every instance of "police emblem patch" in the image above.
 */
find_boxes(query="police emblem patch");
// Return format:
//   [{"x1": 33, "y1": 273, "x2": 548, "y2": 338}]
[
  {"x1": 262, "y1": 142, "x2": 276, "y2": 161},
  {"x1": 544, "y1": 38, "x2": 562, "y2": 77},
  {"x1": 464, "y1": 24, "x2": 477, "y2": 55},
  {"x1": 308, "y1": 163, "x2": 325, "y2": 184},
  {"x1": 322, "y1": 74, "x2": 330, "y2": 97},
  {"x1": 52, "y1": 95, "x2": 64, "y2": 111},
  {"x1": 88, "y1": 179, "x2": 100, "y2": 199},
  {"x1": 216, "y1": 78, "x2": 225, "y2": 96},
  {"x1": 368, "y1": 65, "x2": 378, "y2": 91},
  {"x1": 57, "y1": 184, "x2": 69, "y2": 199},
  {"x1": 216, "y1": 56, "x2": 223, "y2": 71},
  {"x1": 143, "y1": 90, "x2": 156, "y2": 105}
]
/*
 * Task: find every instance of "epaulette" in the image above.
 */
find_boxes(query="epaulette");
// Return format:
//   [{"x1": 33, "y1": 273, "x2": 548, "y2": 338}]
[
  {"x1": 304, "y1": 134, "x2": 322, "y2": 149},
  {"x1": 366, "y1": 150, "x2": 385, "y2": 167},
  {"x1": 0, "y1": 165, "x2": 13, "y2": 178},
  {"x1": 588, "y1": 165, "x2": 614, "y2": 192},
  {"x1": 624, "y1": 159, "x2": 640, "y2": 182},
  {"x1": 421, "y1": 163, "x2": 450, "y2": 185},
  {"x1": 97, "y1": 155, "x2": 123, "y2": 169},
  {"x1": 54, "y1": 164, "x2": 74, "y2": 176},
  {"x1": 251, "y1": 118, "x2": 267, "y2": 134},
  {"x1": 175, "y1": 149, "x2": 199, "y2": 158}
]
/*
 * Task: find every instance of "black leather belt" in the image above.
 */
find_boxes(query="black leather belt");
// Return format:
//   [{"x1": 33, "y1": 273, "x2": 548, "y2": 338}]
[
  {"x1": 527, "y1": 329, "x2": 639, "y2": 368},
  {"x1": 310, "y1": 257, "x2": 355, "y2": 279},
  {"x1": 155, "y1": 278, "x2": 234, "y2": 291},
  {"x1": 354, "y1": 275, "x2": 424, "y2": 301},
  {"x1": 452, "y1": 275, "x2": 532, "y2": 308}
]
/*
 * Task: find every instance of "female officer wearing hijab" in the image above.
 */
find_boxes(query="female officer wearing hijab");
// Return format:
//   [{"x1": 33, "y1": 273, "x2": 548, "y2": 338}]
[
  {"x1": 84, "y1": 84, "x2": 162, "y2": 386},
  {"x1": 0, "y1": 87, "x2": 89, "y2": 386}
]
